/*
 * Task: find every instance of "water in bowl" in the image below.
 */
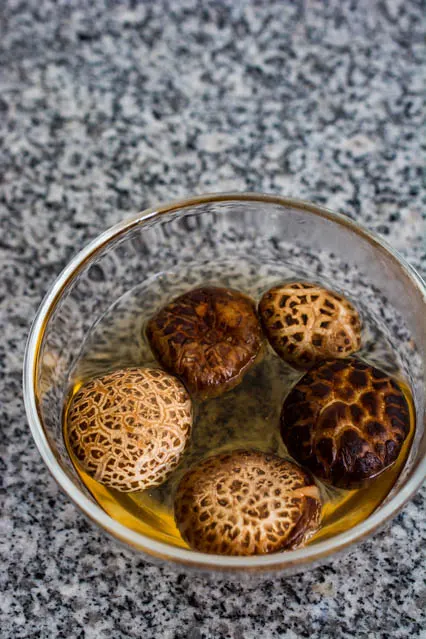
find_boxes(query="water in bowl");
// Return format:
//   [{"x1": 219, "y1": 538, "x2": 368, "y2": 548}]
[{"x1": 63, "y1": 257, "x2": 415, "y2": 549}]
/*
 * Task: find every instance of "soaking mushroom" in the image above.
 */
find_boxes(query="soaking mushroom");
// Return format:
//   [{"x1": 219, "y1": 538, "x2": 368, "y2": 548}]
[
  {"x1": 258, "y1": 281, "x2": 361, "y2": 369},
  {"x1": 174, "y1": 449, "x2": 321, "y2": 555},
  {"x1": 67, "y1": 367, "x2": 193, "y2": 492},
  {"x1": 146, "y1": 286, "x2": 263, "y2": 398},
  {"x1": 280, "y1": 358, "x2": 410, "y2": 489}
]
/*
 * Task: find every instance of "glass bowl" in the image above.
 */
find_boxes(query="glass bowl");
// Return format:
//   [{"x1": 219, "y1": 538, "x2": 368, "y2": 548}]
[{"x1": 23, "y1": 193, "x2": 426, "y2": 575}]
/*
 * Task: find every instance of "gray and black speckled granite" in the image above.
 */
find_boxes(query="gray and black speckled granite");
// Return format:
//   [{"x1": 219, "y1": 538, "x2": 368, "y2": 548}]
[{"x1": 1, "y1": 1, "x2": 425, "y2": 637}]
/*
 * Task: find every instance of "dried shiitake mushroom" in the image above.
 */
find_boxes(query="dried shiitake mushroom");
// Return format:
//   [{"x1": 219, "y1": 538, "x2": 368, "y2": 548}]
[
  {"x1": 67, "y1": 367, "x2": 193, "y2": 492},
  {"x1": 280, "y1": 358, "x2": 410, "y2": 489},
  {"x1": 259, "y1": 281, "x2": 361, "y2": 368},
  {"x1": 174, "y1": 450, "x2": 321, "y2": 555},
  {"x1": 146, "y1": 287, "x2": 263, "y2": 398}
]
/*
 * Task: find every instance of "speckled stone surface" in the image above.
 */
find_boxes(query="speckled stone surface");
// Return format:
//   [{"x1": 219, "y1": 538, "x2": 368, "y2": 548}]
[{"x1": 1, "y1": 1, "x2": 425, "y2": 637}]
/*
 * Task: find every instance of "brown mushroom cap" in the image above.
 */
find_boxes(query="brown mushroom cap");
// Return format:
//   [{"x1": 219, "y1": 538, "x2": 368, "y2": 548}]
[
  {"x1": 280, "y1": 359, "x2": 410, "y2": 489},
  {"x1": 67, "y1": 368, "x2": 193, "y2": 492},
  {"x1": 258, "y1": 281, "x2": 361, "y2": 369},
  {"x1": 146, "y1": 287, "x2": 263, "y2": 398},
  {"x1": 174, "y1": 450, "x2": 321, "y2": 555}
]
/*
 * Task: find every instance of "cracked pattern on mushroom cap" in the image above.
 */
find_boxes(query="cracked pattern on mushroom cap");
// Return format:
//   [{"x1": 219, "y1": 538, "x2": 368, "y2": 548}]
[
  {"x1": 174, "y1": 450, "x2": 321, "y2": 555},
  {"x1": 281, "y1": 359, "x2": 410, "y2": 489},
  {"x1": 259, "y1": 282, "x2": 361, "y2": 369},
  {"x1": 67, "y1": 368, "x2": 192, "y2": 492},
  {"x1": 146, "y1": 287, "x2": 263, "y2": 398}
]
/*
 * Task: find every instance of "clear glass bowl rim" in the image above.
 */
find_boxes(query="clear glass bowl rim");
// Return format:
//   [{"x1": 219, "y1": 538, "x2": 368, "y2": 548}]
[{"x1": 23, "y1": 192, "x2": 426, "y2": 571}]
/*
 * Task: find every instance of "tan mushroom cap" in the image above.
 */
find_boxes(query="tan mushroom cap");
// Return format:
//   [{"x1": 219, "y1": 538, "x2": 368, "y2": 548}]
[
  {"x1": 259, "y1": 281, "x2": 361, "y2": 369},
  {"x1": 146, "y1": 286, "x2": 264, "y2": 398},
  {"x1": 174, "y1": 450, "x2": 321, "y2": 555},
  {"x1": 67, "y1": 368, "x2": 193, "y2": 492},
  {"x1": 281, "y1": 359, "x2": 410, "y2": 489}
]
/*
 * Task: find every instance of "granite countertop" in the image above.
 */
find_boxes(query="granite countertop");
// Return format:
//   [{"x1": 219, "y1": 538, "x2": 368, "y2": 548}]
[{"x1": 1, "y1": 1, "x2": 425, "y2": 637}]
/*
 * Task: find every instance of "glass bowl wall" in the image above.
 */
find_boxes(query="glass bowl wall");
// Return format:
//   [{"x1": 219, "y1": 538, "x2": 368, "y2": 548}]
[{"x1": 23, "y1": 194, "x2": 426, "y2": 574}]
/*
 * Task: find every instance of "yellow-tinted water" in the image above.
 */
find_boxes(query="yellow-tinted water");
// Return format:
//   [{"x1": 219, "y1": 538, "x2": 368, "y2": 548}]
[{"x1": 64, "y1": 348, "x2": 415, "y2": 551}]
